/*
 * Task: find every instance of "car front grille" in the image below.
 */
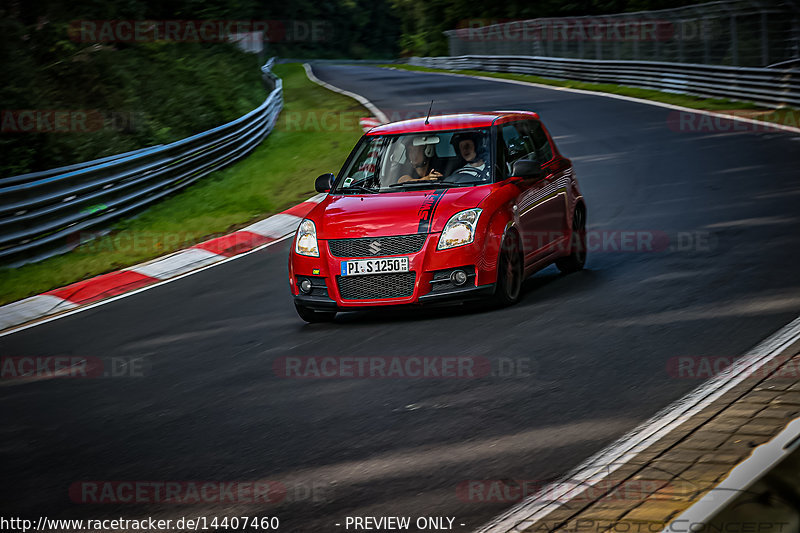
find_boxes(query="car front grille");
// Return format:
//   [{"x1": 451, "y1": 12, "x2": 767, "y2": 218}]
[
  {"x1": 328, "y1": 234, "x2": 427, "y2": 258},
  {"x1": 336, "y1": 272, "x2": 417, "y2": 300}
]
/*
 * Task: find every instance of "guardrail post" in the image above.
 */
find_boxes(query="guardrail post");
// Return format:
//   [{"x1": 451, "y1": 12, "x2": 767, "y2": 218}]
[{"x1": 760, "y1": 11, "x2": 769, "y2": 66}]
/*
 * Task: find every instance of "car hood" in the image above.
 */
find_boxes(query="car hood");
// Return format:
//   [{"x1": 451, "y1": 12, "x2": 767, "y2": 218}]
[{"x1": 312, "y1": 186, "x2": 492, "y2": 238}]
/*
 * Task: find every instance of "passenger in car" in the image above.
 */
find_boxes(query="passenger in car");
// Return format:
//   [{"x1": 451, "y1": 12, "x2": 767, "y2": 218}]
[{"x1": 397, "y1": 143, "x2": 443, "y2": 183}]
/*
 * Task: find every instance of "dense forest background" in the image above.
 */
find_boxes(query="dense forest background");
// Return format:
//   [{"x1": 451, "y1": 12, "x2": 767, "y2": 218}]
[
  {"x1": 5, "y1": 0, "x2": 704, "y2": 59},
  {"x1": 1, "y1": 0, "x2": 701, "y2": 175}
]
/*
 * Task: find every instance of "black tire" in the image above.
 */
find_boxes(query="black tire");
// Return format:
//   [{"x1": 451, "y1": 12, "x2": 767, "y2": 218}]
[
  {"x1": 295, "y1": 302, "x2": 336, "y2": 323},
  {"x1": 493, "y1": 232, "x2": 523, "y2": 306},
  {"x1": 556, "y1": 205, "x2": 587, "y2": 274}
]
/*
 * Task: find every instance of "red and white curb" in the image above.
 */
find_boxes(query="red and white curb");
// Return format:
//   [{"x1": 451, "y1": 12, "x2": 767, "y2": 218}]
[
  {"x1": 0, "y1": 194, "x2": 327, "y2": 333},
  {"x1": 359, "y1": 117, "x2": 383, "y2": 131},
  {"x1": 0, "y1": 63, "x2": 388, "y2": 335}
]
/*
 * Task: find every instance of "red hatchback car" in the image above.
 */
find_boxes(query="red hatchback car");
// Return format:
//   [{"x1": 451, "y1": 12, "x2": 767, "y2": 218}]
[{"x1": 289, "y1": 111, "x2": 586, "y2": 322}]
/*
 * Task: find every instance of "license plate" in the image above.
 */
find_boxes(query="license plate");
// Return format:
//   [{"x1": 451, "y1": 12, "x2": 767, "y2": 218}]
[{"x1": 341, "y1": 257, "x2": 410, "y2": 276}]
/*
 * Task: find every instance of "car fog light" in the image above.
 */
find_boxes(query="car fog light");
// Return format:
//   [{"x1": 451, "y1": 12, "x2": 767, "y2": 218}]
[
  {"x1": 451, "y1": 270, "x2": 468, "y2": 286},
  {"x1": 299, "y1": 279, "x2": 313, "y2": 293}
]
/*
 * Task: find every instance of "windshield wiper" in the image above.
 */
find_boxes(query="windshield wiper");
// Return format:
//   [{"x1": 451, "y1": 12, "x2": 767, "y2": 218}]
[
  {"x1": 389, "y1": 181, "x2": 462, "y2": 188},
  {"x1": 338, "y1": 185, "x2": 379, "y2": 194},
  {"x1": 443, "y1": 180, "x2": 487, "y2": 186}
]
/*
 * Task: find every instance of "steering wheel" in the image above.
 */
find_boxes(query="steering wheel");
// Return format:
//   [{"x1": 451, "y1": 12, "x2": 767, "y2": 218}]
[{"x1": 445, "y1": 165, "x2": 489, "y2": 183}]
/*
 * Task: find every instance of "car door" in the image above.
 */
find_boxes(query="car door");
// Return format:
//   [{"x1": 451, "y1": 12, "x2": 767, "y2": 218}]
[
  {"x1": 498, "y1": 121, "x2": 552, "y2": 262},
  {"x1": 528, "y1": 120, "x2": 570, "y2": 251}
]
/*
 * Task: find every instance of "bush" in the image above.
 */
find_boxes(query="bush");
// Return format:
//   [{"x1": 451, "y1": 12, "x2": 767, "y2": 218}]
[{"x1": 0, "y1": 18, "x2": 265, "y2": 178}]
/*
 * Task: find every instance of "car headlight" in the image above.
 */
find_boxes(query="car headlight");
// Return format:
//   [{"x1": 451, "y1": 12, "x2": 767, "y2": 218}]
[
  {"x1": 437, "y1": 208, "x2": 482, "y2": 250},
  {"x1": 295, "y1": 219, "x2": 319, "y2": 257}
]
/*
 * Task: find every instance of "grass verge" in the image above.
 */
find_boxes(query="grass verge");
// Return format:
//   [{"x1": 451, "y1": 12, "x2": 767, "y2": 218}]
[
  {"x1": 384, "y1": 64, "x2": 800, "y2": 127},
  {"x1": 0, "y1": 63, "x2": 365, "y2": 305}
]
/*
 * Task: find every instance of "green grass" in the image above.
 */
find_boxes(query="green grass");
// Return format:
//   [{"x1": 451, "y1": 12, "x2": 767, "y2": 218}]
[
  {"x1": 0, "y1": 63, "x2": 366, "y2": 305},
  {"x1": 382, "y1": 63, "x2": 786, "y2": 112}
]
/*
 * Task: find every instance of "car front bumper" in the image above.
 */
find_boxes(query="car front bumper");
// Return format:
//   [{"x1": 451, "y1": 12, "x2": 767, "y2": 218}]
[
  {"x1": 294, "y1": 283, "x2": 495, "y2": 311},
  {"x1": 289, "y1": 232, "x2": 498, "y2": 309}
]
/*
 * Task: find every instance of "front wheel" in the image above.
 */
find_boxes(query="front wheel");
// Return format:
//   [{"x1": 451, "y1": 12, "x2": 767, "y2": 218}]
[
  {"x1": 493, "y1": 232, "x2": 523, "y2": 307},
  {"x1": 295, "y1": 302, "x2": 336, "y2": 323},
  {"x1": 556, "y1": 206, "x2": 587, "y2": 274}
]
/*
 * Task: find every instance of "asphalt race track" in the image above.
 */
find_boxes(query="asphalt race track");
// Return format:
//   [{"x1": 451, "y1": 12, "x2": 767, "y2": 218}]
[{"x1": 2, "y1": 65, "x2": 800, "y2": 531}]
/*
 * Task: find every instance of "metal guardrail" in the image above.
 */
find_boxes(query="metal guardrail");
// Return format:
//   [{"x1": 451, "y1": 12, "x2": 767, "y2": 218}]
[
  {"x1": 408, "y1": 55, "x2": 800, "y2": 108},
  {"x1": 277, "y1": 58, "x2": 399, "y2": 65},
  {"x1": 0, "y1": 60, "x2": 283, "y2": 267},
  {"x1": 445, "y1": 0, "x2": 800, "y2": 68}
]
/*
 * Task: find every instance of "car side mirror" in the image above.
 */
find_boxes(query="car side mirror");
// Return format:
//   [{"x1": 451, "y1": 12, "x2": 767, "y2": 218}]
[
  {"x1": 510, "y1": 159, "x2": 544, "y2": 180},
  {"x1": 315, "y1": 173, "x2": 335, "y2": 193}
]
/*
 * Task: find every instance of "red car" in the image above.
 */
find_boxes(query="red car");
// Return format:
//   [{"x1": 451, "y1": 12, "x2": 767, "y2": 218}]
[{"x1": 289, "y1": 111, "x2": 586, "y2": 322}]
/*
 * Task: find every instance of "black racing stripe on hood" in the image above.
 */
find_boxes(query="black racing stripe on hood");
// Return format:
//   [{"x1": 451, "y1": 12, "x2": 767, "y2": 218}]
[{"x1": 417, "y1": 189, "x2": 447, "y2": 233}]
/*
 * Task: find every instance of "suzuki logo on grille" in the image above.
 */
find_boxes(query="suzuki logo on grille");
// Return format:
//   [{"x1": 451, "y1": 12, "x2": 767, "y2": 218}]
[{"x1": 369, "y1": 240, "x2": 382, "y2": 255}]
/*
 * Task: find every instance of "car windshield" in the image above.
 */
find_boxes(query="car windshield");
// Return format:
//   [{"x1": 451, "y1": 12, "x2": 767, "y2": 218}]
[{"x1": 331, "y1": 129, "x2": 493, "y2": 194}]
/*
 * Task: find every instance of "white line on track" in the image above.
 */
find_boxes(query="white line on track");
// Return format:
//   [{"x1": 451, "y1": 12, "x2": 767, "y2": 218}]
[
  {"x1": 0, "y1": 234, "x2": 294, "y2": 338},
  {"x1": 303, "y1": 63, "x2": 389, "y2": 124},
  {"x1": 383, "y1": 66, "x2": 800, "y2": 135},
  {"x1": 0, "y1": 62, "x2": 381, "y2": 338},
  {"x1": 476, "y1": 314, "x2": 800, "y2": 532},
  {"x1": 291, "y1": 63, "x2": 800, "y2": 530}
]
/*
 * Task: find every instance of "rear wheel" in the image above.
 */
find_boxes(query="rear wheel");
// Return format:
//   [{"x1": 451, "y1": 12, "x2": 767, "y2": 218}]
[
  {"x1": 556, "y1": 205, "x2": 587, "y2": 274},
  {"x1": 295, "y1": 302, "x2": 336, "y2": 323},
  {"x1": 494, "y1": 232, "x2": 523, "y2": 306}
]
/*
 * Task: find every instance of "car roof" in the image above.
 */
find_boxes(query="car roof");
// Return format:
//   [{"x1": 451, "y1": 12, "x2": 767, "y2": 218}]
[{"x1": 366, "y1": 111, "x2": 541, "y2": 135}]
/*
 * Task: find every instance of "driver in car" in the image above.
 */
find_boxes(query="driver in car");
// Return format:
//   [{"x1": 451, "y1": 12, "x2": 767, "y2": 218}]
[
  {"x1": 397, "y1": 143, "x2": 443, "y2": 184},
  {"x1": 450, "y1": 132, "x2": 489, "y2": 180}
]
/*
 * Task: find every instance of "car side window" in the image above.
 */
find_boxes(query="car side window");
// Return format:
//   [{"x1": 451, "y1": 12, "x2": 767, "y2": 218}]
[
  {"x1": 528, "y1": 120, "x2": 553, "y2": 163},
  {"x1": 345, "y1": 137, "x2": 382, "y2": 184},
  {"x1": 501, "y1": 121, "x2": 538, "y2": 176}
]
